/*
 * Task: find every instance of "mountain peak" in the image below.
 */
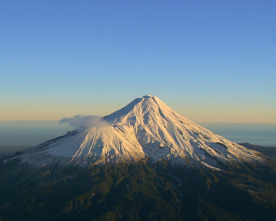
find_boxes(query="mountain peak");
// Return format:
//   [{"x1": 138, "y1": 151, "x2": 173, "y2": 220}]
[
  {"x1": 104, "y1": 94, "x2": 174, "y2": 125},
  {"x1": 17, "y1": 95, "x2": 263, "y2": 168},
  {"x1": 142, "y1": 95, "x2": 154, "y2": 98}
]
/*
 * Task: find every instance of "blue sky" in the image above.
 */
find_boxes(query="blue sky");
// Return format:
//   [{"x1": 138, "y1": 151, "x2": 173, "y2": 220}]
[{"x1": 0, "y1": 0, "x2": 275, "y2": 122}]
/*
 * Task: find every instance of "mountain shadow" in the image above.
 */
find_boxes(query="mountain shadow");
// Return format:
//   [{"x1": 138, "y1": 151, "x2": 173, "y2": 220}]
[{"x1": 0, "y1": 158, "x2": 275, "y2": 220}]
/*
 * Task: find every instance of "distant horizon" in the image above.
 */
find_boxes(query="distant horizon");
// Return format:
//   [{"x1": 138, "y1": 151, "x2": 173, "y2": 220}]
[
  {"x1": 1, "y1": 120, "x2": 276, "y2": 147},
  {"x1": 1, "y1": 120, "x2": 276, "y2": 124}
]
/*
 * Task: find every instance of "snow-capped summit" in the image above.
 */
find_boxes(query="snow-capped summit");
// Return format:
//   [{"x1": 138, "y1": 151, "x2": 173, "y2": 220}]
[{"x1": 18, "y1": 95, "x2": 263, "y2": 168}]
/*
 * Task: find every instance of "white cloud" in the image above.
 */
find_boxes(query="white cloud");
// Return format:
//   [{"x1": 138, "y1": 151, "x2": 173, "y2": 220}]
[{"x1": 60, "y1": 115, "x2": 109, "y2": 129}]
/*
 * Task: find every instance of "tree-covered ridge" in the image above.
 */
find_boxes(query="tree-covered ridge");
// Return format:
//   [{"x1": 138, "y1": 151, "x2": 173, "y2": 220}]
[{"x1": 0, "y1": 158, "x2": 275, "y2": 220}]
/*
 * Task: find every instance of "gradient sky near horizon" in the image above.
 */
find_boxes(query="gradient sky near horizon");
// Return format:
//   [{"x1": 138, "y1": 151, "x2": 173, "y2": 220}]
[{"x1": 1, "y1": 0, "x2": 275, "y2": 123}]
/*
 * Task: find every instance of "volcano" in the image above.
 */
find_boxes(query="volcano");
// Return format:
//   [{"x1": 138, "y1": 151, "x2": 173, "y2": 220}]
[{"x1": 17, "y1": 95, "x2": 262, "y2": 168}]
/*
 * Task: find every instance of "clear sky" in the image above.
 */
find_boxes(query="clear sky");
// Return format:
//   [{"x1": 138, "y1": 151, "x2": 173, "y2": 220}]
[{"x1": 1, "y1": 0, "x2": 275, "y2": 122}]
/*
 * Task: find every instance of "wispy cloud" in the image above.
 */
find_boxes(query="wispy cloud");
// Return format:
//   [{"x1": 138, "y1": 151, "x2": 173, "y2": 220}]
[{"x1": 60, "y1": 115, "x2": 109, "y2": 129}]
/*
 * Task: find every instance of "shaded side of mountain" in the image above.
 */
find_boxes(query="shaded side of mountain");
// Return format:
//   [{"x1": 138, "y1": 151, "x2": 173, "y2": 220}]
[
  {"x1": 240, "y1": 143, "x2": 276, "y2": 160},
  {"x1": 0, "y1": 159, "x2": 275, "y2": 220}
]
